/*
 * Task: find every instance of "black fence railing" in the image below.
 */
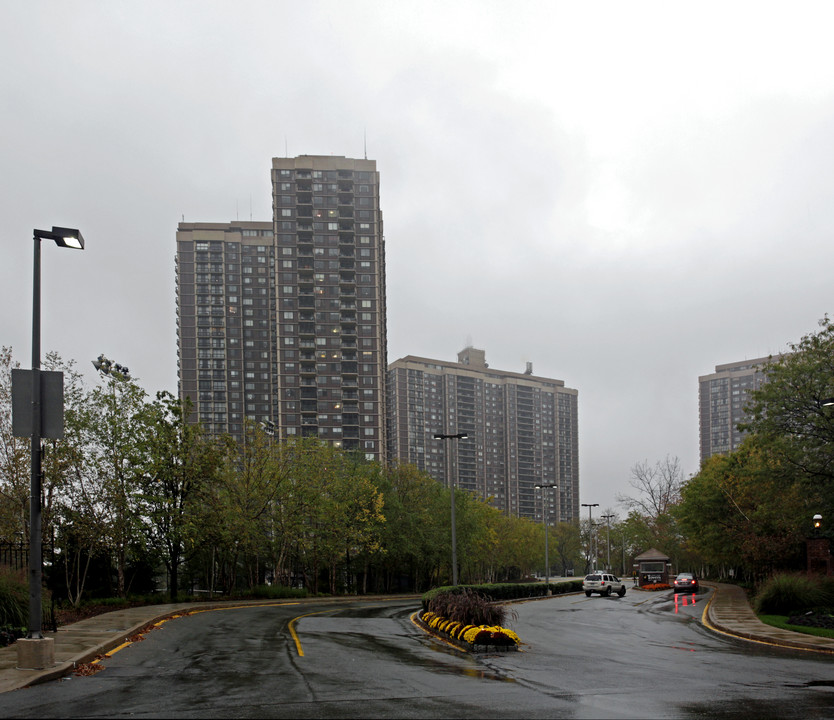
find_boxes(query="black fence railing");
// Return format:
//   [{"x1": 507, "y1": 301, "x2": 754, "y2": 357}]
[{"x1": 0, "y1": 541, "x2": 28, "y2": 571}]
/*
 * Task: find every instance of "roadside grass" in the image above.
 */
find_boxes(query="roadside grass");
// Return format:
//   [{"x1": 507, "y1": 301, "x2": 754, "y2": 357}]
[{"x1": 758, "y1": 614, "x2": 834, "y2": 639}]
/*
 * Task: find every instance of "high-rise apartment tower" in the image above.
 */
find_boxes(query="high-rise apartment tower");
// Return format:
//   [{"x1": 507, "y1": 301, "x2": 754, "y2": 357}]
[
  {"x1": 387, "y1": 347, "x2": 579, "y2": 523},
  {"x1": 176, "y1": 156, "x2": 388, "y2": 461},
  {"x1": 698, "y1": 356, "x2": 775, "y2": 462}
]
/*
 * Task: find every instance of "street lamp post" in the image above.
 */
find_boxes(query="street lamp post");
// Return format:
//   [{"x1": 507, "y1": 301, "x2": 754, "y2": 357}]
[
  {"x1": 434, "y1": 432, "x2": 468, "y2": 586},
  {"x1": 535, "y1": 483, "x2": 558, "y2": 592},
  {"x1": 21, "y1": 227, "x2": 84, "y2": 668},
  {"x1": 581, "y1": 503, "x2": 599, "y2": 572},
  {"x1": 601, "y1": 514, "x2": 615, "y2": 572}
]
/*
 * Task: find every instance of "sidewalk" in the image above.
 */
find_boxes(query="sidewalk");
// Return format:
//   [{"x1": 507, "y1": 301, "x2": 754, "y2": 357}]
[{"x1": 703, "y1": 581, "x2": 834, "y2": 654}]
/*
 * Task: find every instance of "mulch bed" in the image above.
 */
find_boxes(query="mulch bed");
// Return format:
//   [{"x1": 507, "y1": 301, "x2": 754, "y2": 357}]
[{"x1": 787, "y1": 612, "x2": 834, "y2": 629}]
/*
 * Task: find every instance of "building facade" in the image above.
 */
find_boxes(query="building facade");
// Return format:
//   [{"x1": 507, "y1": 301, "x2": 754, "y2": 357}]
[
  {"x1": 176, "y1": 155, "x2": 388, "y2": 461},
  {"x1": 387, "y1": 347, "x2": 579, "y2": 523},
  {"x1": 698, "y1": 356, "x2": 774, "y2": 462},
  {"x1": 176, "y1": 221, "x2": 277, "y2": 438}
]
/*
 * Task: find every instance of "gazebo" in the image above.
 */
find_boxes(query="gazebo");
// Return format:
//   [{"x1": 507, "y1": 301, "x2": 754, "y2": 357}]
[{"x1": 634, "y1": 548, "x2": 672, "y2": 587}]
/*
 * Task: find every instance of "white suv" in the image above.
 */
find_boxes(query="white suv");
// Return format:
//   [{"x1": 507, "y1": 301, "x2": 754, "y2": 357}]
[{"x1": 583, "y1": 573, "x2": 626, "y2": 597}]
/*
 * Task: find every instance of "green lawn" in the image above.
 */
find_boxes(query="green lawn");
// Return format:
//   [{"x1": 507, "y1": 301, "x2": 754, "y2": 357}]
[{"x1": 758, "y1": 614, "x2": 834, "y2": 639}]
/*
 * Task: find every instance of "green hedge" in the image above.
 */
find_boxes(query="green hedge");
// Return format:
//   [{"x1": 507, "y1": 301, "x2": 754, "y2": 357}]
[{"x1": 422, "y1": 579, "x2": 582, "y2": 610}]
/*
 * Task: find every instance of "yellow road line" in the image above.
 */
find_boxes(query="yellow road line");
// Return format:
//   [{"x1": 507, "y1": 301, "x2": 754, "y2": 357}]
[{"x1": 288, "y1": 609, "x2": 336, "y2": 657}]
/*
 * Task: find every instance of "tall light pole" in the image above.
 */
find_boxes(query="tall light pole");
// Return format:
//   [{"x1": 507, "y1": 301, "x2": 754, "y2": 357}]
[
  {"x1": 535, "y1": 483, "x2": 558, "y2": 591},
  {"x1": 581, "y1": 503, "x2": 599, "y2": 571},
  {"x1": 22, "y1": 227, "x2": 84, "y2": 668},
  {"x1": 434, "y1": 432, "x2": 467, "y2": 586},
  {"x1": 601, "y1": 514, "x2": 615, "y2": 572}
]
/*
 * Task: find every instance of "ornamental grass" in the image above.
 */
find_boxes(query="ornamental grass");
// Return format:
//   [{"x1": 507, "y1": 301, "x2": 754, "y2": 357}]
[{"x1": 426, "y1": 588, "x2": 513, "y2": 627}]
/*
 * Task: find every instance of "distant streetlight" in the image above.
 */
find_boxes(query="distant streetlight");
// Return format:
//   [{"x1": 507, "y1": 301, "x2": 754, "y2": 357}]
[
  {"x1": 601, "y1": 514, "x2": 615, "y2": 572},
  {"x1": 434, "y1": 432, "x2": 468, "y2": 585},
  {"x1": 92, "y1": 354, "x2": 130, "y2": 380},
  {"x1": 535, "y1": 483, "x2": 558, "y2": 591},
  {"x1": 22, "y1": 227, "x2": 84, "y2": 669},
  {"x1": 814, "y1": 513, "x2": 823, "y2": 534},
  {"x1": 581, "y1": 503, "x2": 599, "y2": 571}
]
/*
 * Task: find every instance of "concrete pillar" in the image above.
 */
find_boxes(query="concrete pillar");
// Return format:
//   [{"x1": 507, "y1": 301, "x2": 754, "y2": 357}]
[{"x1": 16, "y1": 637, "x2": 54, "y2": 670}]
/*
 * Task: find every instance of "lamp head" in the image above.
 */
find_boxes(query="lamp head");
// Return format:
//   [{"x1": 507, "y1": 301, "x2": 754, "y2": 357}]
[{"x1": 34, "y1": 226, "x2": 85, "y2": 250}]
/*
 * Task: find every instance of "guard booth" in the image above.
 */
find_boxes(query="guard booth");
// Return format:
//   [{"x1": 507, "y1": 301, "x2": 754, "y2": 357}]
[{"x1": 634, "y1": 548, "x2": 672, "y2": 587}]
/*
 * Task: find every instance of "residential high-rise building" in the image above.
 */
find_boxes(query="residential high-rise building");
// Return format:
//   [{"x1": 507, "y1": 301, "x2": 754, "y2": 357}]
[
  {"x1": 698, "y1": 356, "x2": 775, "y2": 462},
  {"x1": 387, "y1": 347, "x2": 579, "y2": 523},
  {"x1": 176, "y1": 221, "x2": 277, "y2": 438},
  {"x1": 272, "y1": 156, "x2": 387, "y2": 461},
  {"x1": 176, "y1": 155, "x2": 388, "y2": 461}
]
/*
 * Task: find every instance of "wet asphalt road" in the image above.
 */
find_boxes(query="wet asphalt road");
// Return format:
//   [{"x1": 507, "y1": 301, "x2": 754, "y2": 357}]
[{"x1": 1, "y1": 589, "x2": 834, "y2": 718}]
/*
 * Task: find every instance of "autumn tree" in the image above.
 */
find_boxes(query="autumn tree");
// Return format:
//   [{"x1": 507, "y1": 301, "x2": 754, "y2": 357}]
[
  {"x1": 0, "y1": 347, "x2": 28, "y2": 542},
  {"x1": 374, "y1": 463, "x2": 450, "y2": 592},
  {"x1": 78, "y1": 367, "x2": 149, "y2": 597},
  {"x1": 743, "y1": 316, "x2": 834, "y2": 519},
  {"x1": 675, "y1": 437, "x2": 809, "y2": 580},
  {"x1": 137, "y1": 392, "x2": 222, "y2": 601}
]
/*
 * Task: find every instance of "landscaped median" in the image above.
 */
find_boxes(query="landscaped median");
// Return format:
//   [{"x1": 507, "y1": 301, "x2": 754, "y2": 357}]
[
  {"x1": 417, "y1": 610, "x2": 521, "y2": 651},
  {"x1": 416, "y1": 580, "x2": 583, "y2": 652}
]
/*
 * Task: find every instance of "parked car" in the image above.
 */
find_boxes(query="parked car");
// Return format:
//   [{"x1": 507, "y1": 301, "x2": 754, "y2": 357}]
[
  {"x1": 673, "y1": 572, "x2": 699, "y2": 593},
  {"x1": 583, "y1": 573, "x2": 626, "y2": 597}
]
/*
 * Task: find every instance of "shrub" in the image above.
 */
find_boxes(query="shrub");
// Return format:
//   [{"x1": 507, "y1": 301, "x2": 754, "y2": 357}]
[
  {"x1": 248, "y1": 584, "x2": 308, "y2": 600},
  {"x1": 0, "y1": 567, "x2": 28, "y2": 628},
  {"x1": 755, "y1": 573, "x2": 824, "y2": 615},
  {"x1": 817, "y1": 575, "x2": 834, "y2": 608},
  {"x1": 421, "y1": 579, "x2": 582, "y2": 610}
]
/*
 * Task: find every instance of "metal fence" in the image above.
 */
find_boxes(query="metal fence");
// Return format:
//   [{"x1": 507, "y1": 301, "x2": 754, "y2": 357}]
[{"x1": 0, "y1": 541, "x2": 29, "y2": 571}]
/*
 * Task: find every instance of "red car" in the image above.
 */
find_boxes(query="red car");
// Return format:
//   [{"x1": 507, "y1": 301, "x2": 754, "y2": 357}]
[{"x1": 673, "y1": 573, "x2": 699, "y2": 593}]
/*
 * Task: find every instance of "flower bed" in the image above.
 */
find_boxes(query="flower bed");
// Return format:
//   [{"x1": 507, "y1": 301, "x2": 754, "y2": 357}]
[
  {"x1": 640, "y1": 583, "x2": 672, "y2": 591},
  {"x1": 420, "y1": 610, "x2": 520, "y2": 651}
]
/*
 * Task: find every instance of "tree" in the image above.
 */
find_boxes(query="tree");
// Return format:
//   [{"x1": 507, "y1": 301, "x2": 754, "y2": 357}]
[
  {"x1": 375, "y1": 463, "x2": 449, "y2": 592},
  {"x1": 743, "y1": 316, "x2": 834, "y2": 512},
  {"x1": 80, "y1": 367, "x2": 149, "y2": 597},
  {"x1": 675, "y1": 437, "x2": 809, "y2": 580},
  {"x1": 551, "y1": 522, "x2": 582, "y2": 576},
  {"x1": 618, "y1": 456, "x2": 684, "y2": 519},
  {"x1": 137, "y1": 392, "x2": 222, "y2": 601},
  {"x1": 0, "y1": 347, "x2": 28, "y2": 542},
  {"x1": 616, "y1": 456, "x2": 686, "y2": 566},
  {"x1": 41, "y1": 352, "x2": 103, "y2": 605},
  {"x1": 196, "y1": 421, "x2": 292, "y2": 593}
]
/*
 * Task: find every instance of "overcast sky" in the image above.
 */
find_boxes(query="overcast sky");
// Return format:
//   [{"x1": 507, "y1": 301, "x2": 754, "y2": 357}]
[{"x1": 2, "y1": 1, "x2": 833, "y2": 515}]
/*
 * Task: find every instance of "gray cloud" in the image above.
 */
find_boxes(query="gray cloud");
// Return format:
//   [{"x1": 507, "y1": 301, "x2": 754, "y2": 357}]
[{"x1": 2, "y1": 1, "x2": 833, "y2": 512}]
